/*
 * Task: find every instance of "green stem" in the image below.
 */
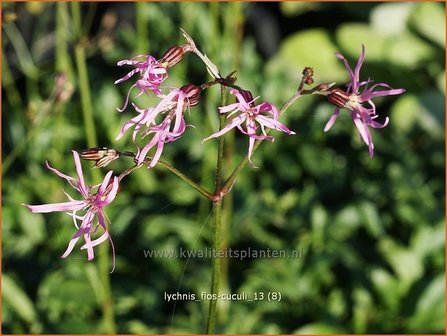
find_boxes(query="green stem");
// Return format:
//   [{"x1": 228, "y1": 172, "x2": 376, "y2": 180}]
[
  {"x1": 221, "y1": 141, "x2": 260, "y2": 195},
  {"x1": 206, "y1": 86, "x2": 227, "y2": 334},
  {"x1": 214, "y1": 101, "x2": 227, "y2": 189},
  {"x1": 157, "y1": 160, "x2": 214, "y2": 200},
  {"x1": 55, "y1": 2, "x2": 74, "y2": 79},
  {"x1": 219, "y1": 3, "x2": 243, "y2": 323},
  {"x1": 1, "y1": 45, "x2": 23, "y2": 111},
  {"x1": 81, "y1": 149, "x2": 214, "y2": 200},
  {"x1": 71, "y1": 3, "x2": 115, "y2": 333},
  {"x1": 55, "y1": 2, "x2": 74, "y2": 167},
  {"x1": 206, "y1": 199, "x2": 222, "y2": 334},
  {"x1": 74, "y1": 45, "x2": 97, "y2": 146},
  {"x1": 197, "y1": 5, "x2": 220, "y2": 221},
  {"x1": 135, "y1": 2, "x2": 149, "y2": 53}
]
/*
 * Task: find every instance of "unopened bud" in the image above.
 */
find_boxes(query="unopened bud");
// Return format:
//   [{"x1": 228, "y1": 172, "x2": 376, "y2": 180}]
[
  {"x1": 239, "y1": 90, "x2": 254, "y2": 105},
  {"x1": 327, "y1": 88, "x2": 350, "y2": 108},
  {"x1": 302, "y1": 67, "x2": 314, "y2": 85},
  {"x1": 79, "y1": 147, "x2": 120, "y2": 168},
  {"x1": 159, "y1": 45, "x2": 187, "y2": 68},
  {"x1": 180, "y1": 84, "x2": 202, "y2": 106},
  {"x1": 311, "y1": 82, "x2": 336, "y2": 96}
]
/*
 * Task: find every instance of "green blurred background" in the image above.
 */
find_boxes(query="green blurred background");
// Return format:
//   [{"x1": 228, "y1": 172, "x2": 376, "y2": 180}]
[{"x1": 2, "y1": 2, "x2": 445, "y2": 334}]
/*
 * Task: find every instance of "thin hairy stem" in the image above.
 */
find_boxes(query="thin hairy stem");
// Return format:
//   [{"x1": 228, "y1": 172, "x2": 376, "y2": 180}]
[{"x1": 206, "y1": 85, "x2": 227, "y2": 334}]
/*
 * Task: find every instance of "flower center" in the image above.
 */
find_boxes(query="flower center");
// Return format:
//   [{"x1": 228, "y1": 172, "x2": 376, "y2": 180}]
[
  {"x1": 327, "y1": 88, "x2": 361, "y2": 110},
  {"x1": 345, "y1": 94, "x2": 361, "y2": 110},
  {"x1": 246, "y1": 108, "x2": 256, "y2": 119}
]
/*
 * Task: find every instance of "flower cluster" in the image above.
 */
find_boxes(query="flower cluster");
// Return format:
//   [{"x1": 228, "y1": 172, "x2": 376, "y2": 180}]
[
  {"x1": 117, "y1": 85, "x2": 201, "y2": 167},
  {"x1": 23, "y1": 30, "x2": 405, "y2": 270},
  {"x1": 115, "y1": 36, "x2": 295, "y2": 169}
]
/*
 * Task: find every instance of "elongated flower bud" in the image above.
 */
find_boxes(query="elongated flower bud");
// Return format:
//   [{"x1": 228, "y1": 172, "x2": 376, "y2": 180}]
[
  {"x1": 79, "y1": 147, "x2": 120, "y2": 168},
  {"x1": 327, "y1": 88, "x2": 350, "y2": 108},
  {"x1": 239, "y1": 90, "x2": 254, "y2": 105},
  {"x1": 159, "y1": 45, "x2": 186, "y2": 68},
  {"x1": 180, "y1": 84, "x2": 202, "y2": 106}
]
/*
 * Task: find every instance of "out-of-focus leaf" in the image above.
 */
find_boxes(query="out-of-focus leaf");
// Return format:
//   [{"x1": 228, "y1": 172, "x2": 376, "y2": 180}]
[
  {"x1": 165, "y1": 178, "x2": 199, "y2": 205},
  {"x1": 411, "y1": 220, "x2": 445, "y2": 260},
  {"x1": 390, "y1": 94, "x2": 420, "y2": 134},
  {"x1": 37, "y1": 267, "x2": 99, "y2": 326},
  {"x1": 386, "y1": 32, "x2": 435, "y2": 67},
  {"x1": 407, "y1": 274, "x2": 445, "y2": 332},
  {"x1": 278, "y1": 29, "x2": 346, "y2": 82},
  {"x1": 94, "y1": 84, "x2": 121, "y2": 140},
  {"x1": 331, "y1": 205, "x2": 361, "y2": 239},
  {"x1": 277, "y1": 189, "x2": 299, "y2": 212},
  {"x1": 311, "y1": 204, "x2": 327, "y2": 248},
  {"x1": 142, "y1": 215, "x2": 206, "y2": 249},
  {"x1": 280, "y1": 2, "x2": 321, "y2": 17},
  {"x1": 437, "y1": 70, "x2": 446, "y2": 93},
  {"x1": 378, "y1": 239, "x2": 424, "y2": 293},
  {"x1": 293, "y1": 322, "x2": 345, "y2": 334},
  {"x1": 108, "y1": 203, "x2": 137, "y2": 236},
  {"x1": 408, "y1": 2, "x2": 445, "y2": 48},
  {"x1": 352, "y1": 288, "x2": 373, "y2": 333},
  {"x1": 18, "y1": 206, "x2": 45, "y2": 244},
  {"x1": 418, "y1": 90, "x2": 445, "y2": 137},
  {"x1": 371, "y1": 3, "x2": 414, "y2": 36},
  {"x1": 391, "y1": 92, "x2": 444, "y2": 138},
  {"x1": 2, "y1": 274, "x2": 40, "y2": 327},
  {"x1": 327, "y1": 289, "x2": 346, "y2": 318},
  {"x1": 26, "y1": 2, "x2": 46, "y2": 15},
  {"x1": 85, "y1": 264, "x2": 107, "y2": 303},
  {"x1": 357, "y1": 201, "x2": 383, "y2": 238},
  {"x1": 336, "y1": 23, "x2": 388, "y2": 62},
  {"x1": 126, "y1": 320, "x2": 156, "y2": 334},
  {"x1": 370, "y1": 268, "x2": 400, "y2": 310}
]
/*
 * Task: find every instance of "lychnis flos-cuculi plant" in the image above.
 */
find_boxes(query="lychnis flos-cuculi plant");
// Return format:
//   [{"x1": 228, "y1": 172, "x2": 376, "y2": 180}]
[{"x1": 23, "y1": 29, "x2": 405, "y2": 331}]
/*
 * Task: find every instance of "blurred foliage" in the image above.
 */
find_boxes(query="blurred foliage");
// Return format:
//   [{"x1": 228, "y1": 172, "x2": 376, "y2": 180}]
[{"x1": 2, "y1": 2, "x2": 445, "y2": 334}]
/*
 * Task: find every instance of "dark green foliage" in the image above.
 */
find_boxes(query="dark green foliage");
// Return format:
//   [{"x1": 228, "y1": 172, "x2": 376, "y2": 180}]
[{"x1": 2, "y1": 2, "x2": 444, "y2": 334}]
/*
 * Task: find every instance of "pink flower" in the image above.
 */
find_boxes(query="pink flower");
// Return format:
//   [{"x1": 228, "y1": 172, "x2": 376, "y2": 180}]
[
  {"x1": 23, "y1": 151, "x2": 119, "y2": 270},
  {"x1": 324, "y1": 45, "x2": 405, "y2": 157},
  {"x1": 202, "y1": 89, "x2": 295, "y2": 167},
  {"x1": 115, "y1": 55, "x2": 168, "y2": 112},
  {"x1": 117, "y1": 85, "x2": 201, "y2": 168}
]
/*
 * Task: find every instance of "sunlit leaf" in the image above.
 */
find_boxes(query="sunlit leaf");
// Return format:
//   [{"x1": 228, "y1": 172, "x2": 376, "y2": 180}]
[
  {"x1": 408, "y1": 275, "x2": 446, "y2": 332},
  {"x1": 278, "y1": 29, "x2": 346, "y2": 82},
  {"x1": 408, "y1": 2, "x2": 446, "y2": 47},
  {"x1": 2, "y1": 274, "x2": 39, "y2": 325}
]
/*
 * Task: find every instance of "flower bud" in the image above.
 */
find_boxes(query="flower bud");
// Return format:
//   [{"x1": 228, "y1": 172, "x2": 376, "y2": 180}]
[
  {"x1": 159, "y1": 45, "x2": 185, "y2": 68},
  {"x1": 239, "y1": 90, "x2": 254, "y2": 105},
  {"x1": 180, "y1": 84, "x2": 202, "y2": 106},
  {"x1": 302, "y1": 67, "x2": 314, "y2": 85},
  {"x1": 79, "y1": 147, "x2": 120, "y2": 168},
  {"x1": 327, "y1": 88, "x2": 350, "y2": 108}
]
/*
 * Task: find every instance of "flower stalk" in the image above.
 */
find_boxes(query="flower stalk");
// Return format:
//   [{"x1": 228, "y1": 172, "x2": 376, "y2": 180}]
[{"x1": 206, "y1": 85, "x2": 227, "y2": 334}]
